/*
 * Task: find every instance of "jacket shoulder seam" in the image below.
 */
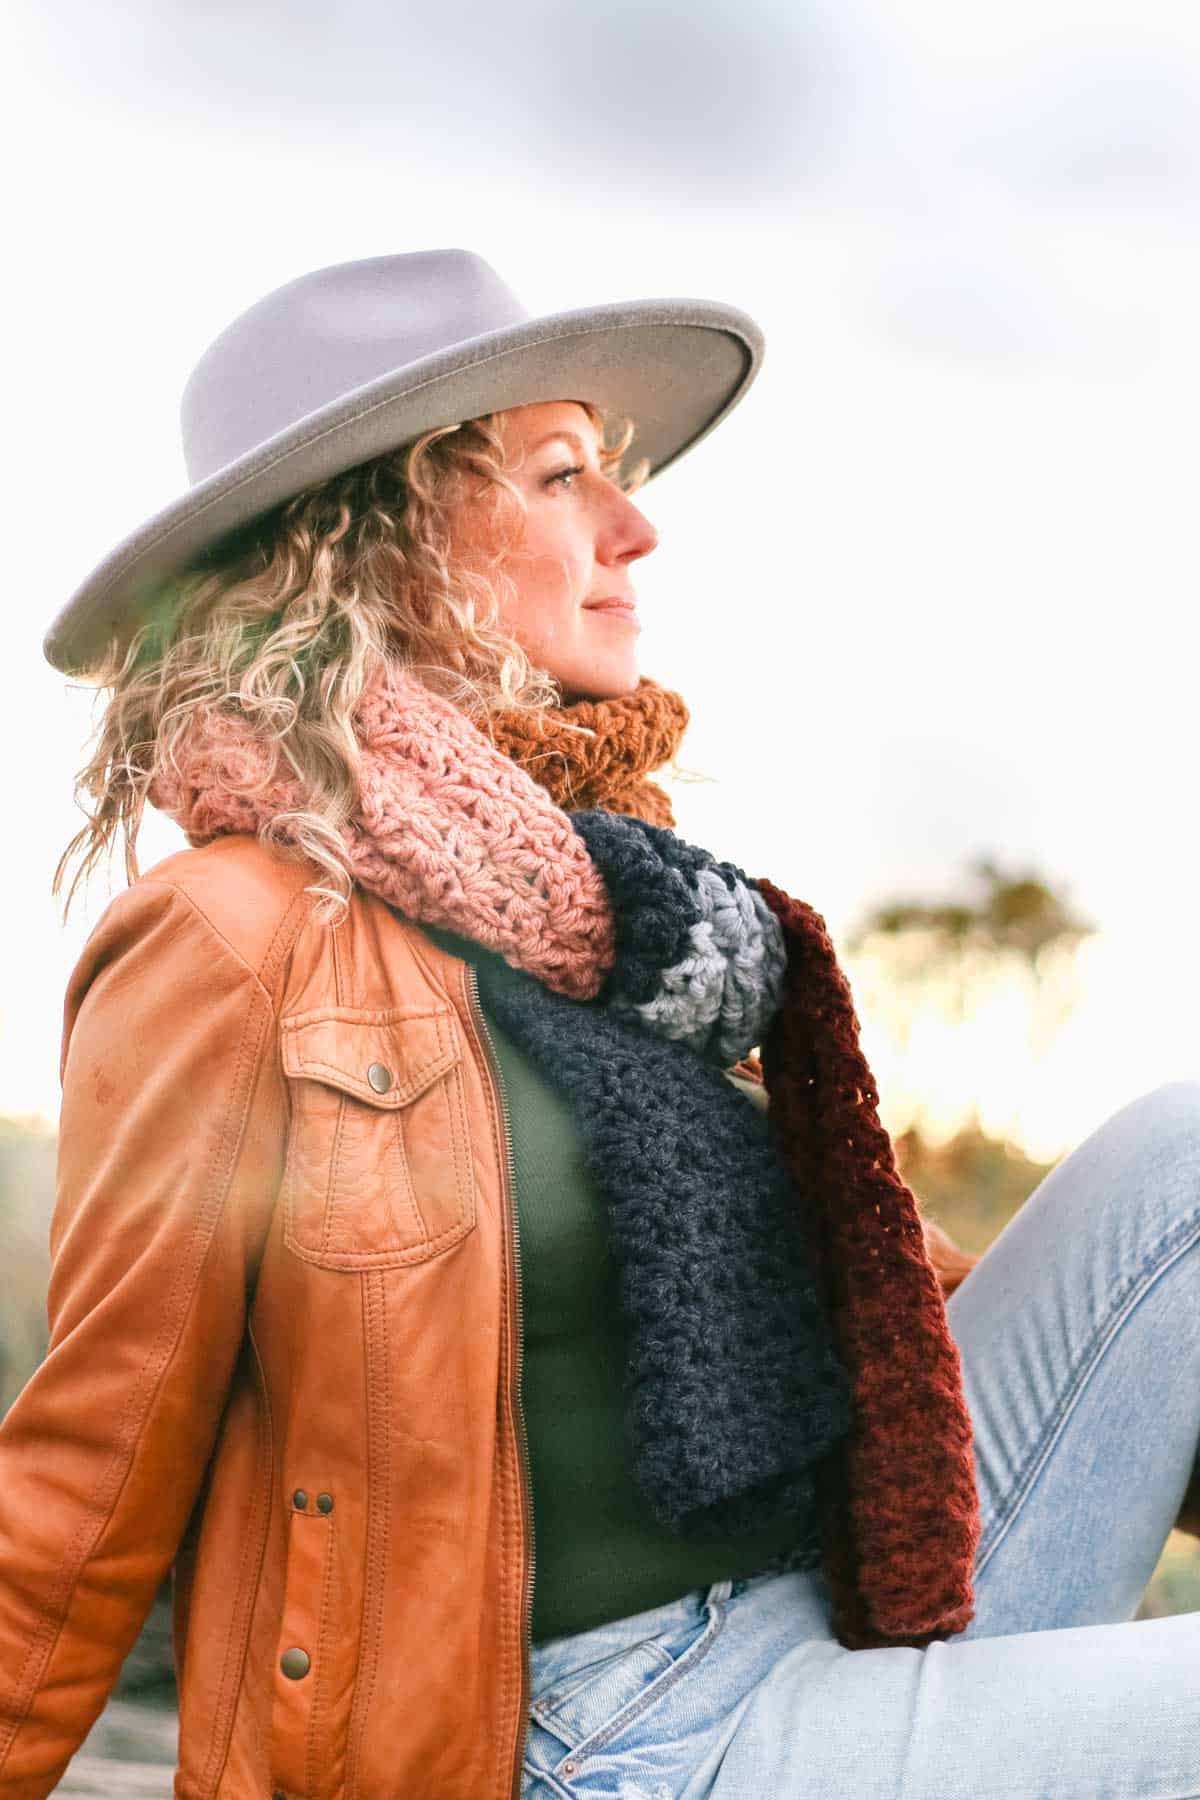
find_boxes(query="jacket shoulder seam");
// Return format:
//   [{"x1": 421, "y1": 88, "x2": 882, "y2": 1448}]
[{"x1": 137, "y1": 877, "x2": 312, "y2": 1007}]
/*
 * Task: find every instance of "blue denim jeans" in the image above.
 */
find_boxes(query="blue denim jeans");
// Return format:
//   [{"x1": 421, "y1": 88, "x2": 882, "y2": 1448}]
[{"x1": 520, "y1": 1080, "x2": 1200, "y2": 1798}]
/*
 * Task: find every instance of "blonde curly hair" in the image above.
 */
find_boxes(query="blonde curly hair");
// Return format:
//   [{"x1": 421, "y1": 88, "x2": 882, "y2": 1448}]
[{"x1": 55, "y1": 402, "x2": 648, "y2": 918}]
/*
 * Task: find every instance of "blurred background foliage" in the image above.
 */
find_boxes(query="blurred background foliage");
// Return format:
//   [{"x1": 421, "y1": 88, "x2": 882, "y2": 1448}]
[{"x1": 849, "y1": 857, "x2": 1200, "y2": 1621}]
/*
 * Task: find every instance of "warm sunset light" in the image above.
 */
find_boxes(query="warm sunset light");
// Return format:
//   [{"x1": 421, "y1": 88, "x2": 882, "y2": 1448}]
[
  {"x1": 5, "y1": 6, "x2": 1200, "y2": 1784},
  {"x1": 848, "y1": 929, "x2": 1196, "y2": 1164}
]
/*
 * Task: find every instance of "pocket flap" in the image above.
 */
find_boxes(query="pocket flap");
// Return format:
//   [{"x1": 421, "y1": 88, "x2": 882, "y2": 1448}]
[{"x1": 281, "y1": 1004, "x2": 461, "y2": 1108}]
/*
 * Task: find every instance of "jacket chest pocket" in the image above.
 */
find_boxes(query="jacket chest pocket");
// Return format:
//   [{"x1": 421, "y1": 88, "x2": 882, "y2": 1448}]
[{"x1": 280, "y1": 1003, "x2": 477, "y2": 1269}]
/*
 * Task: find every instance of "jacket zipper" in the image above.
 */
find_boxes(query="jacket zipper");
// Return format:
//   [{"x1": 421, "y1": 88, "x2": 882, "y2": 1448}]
[{"x1": 466, "y1": 965, "x2": 535, "y2": 1800}]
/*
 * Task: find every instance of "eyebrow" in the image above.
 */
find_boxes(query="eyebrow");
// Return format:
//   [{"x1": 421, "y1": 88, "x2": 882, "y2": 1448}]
[{"x1": 528, "y1": 429, "x2": 597, "y2": 457}]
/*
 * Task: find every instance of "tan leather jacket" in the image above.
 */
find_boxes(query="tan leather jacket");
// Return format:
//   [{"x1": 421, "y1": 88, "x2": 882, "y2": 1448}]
[
  {"x1": 0, "y1": 832, "x2": 1006, "y2": 1798},
  {"x1": 0, "y1": 835, "x2": 539, "y2": 1798}
]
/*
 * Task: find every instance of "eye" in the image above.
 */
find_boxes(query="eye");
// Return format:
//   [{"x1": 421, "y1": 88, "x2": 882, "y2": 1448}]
[{"x1": 545, "y1": 463, "x2": 585, "y2": 491}]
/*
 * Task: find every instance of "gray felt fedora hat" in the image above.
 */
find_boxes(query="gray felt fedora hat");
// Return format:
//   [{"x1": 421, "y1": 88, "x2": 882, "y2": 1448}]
[{"x1": 44, "y1": 247, "x2": 765, "y2": 675}]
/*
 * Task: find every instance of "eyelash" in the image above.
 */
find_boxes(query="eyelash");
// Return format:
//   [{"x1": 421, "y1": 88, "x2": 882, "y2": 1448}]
[{"x1": 545, "y1": 463, "x2": 585, "y2": 491}]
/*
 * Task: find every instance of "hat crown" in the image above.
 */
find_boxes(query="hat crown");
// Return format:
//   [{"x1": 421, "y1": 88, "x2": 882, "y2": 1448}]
[{"x1": 180, "y1": 249, "x2": 530, "y2": 485}]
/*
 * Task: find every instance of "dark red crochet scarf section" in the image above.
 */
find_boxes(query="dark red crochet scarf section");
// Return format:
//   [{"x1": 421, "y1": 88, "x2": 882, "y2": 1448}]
[{"x1": 491, "y1": 676, "x2": 981, "y2": 1649}]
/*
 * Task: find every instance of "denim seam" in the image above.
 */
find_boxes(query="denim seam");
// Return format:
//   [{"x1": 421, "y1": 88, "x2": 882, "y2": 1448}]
[
  {"x1": 533, "y1": 1642, "x2": 674, "y2": 1719},
  {"x1": 521, "y1": 1761, "x2": 575, "y2": 1800},
  {"x1": 554, "y1": 1588, "x2": 731, "y2": 1770},
  {"x1": 974, "y1": 1205, "x2": 1200, "y2": 1579}
]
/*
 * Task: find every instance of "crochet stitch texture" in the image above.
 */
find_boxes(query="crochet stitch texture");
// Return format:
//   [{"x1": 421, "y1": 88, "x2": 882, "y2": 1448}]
[
  {"x1": 473, "y1": 921, "x2": 852, "y2": 1544},
  {"x1": 151, "y1": 664, "x2": 982, "y2": 1650},
  {"x1": 150, "y1": 664, "x2": 617, "y2": 999}
]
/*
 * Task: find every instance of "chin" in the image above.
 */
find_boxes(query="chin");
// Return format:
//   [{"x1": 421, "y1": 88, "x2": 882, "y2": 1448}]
[{"x1": 559, "y1": 663, "x2": 641, "y2": 704}]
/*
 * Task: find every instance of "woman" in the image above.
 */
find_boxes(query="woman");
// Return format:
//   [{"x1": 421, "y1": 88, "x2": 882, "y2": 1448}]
[{"x1": 2, "y1": 249, "x2": 1198, "y2": 1799}]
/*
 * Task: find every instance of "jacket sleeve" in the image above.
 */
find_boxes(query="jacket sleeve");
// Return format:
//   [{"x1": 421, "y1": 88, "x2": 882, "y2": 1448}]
[{"x1": 0, "y1": 880, "x2": 287, "y2": 1794}]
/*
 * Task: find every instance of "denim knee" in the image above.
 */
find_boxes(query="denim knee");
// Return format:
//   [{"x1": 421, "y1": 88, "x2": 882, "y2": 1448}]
[
  {"x1": 1011, "y1": 1079, "x2": 1200, "y2": 1268},
  {"x1": 1087, "y1": 1079, "x2": 1200, "y2": 1234},
  {"x1": 1108, "y1": 1079, "x2": 1200, "y2": 1165}
]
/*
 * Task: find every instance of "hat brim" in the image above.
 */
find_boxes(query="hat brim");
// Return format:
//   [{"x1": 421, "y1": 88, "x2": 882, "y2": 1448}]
[{"x1": 44, "y1": 296, "x2": 763, "y2": 675}]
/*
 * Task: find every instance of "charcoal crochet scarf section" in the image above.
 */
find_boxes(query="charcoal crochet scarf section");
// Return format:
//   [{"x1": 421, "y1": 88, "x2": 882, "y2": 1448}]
[{"x1": 472, "y1": 862, "x2": 853, "y2": 1544}]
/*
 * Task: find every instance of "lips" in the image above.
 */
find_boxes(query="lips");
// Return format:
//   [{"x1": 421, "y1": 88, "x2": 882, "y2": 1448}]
[{"x1": 583, "y1": 597, "x2": 637, "y2": 615}]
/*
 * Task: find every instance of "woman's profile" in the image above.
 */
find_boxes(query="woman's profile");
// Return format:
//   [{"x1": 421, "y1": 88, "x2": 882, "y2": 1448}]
[{"x1": 1, "y1": 248, "x2": 1198, "y2": 1797}]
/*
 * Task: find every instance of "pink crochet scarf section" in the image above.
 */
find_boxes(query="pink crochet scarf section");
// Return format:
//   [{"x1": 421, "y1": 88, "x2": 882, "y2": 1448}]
[{"x1": 149, "y1": 665, "x2": 617, "y2": 999}]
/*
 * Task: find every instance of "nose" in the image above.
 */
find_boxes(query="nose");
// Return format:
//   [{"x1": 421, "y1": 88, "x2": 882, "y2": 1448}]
[{"x1": 601, "y1": 489, "x2": 659, "y2": 566}]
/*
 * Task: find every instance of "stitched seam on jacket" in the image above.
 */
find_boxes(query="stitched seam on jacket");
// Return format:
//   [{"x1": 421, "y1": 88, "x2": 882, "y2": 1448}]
[
  {"x1": 442, "y1": 1008, "x2": 474, "y2": 1243},
  {"x1": 395, "y1": 1102, "x2": 430, "y2": 1244},
  {"x1": 285, "y1": 1217, "x2": 471, "y2": 1268},
  {"x1": 305, "y1": 1513, "x2": 337, "y2": 1798},
  {"x1": 343, "y1": 1271, "x2": 389, "y2": 1797},
  {"x1": 283, "y1": 1048, "x2": 457, "y2": 1106},
  {"x1": 331, "y1": 911, "x2": 345, "y2": 1009},
  {"x1": 136, "y1": 879, "x2": 281, "y2": 1002},
  {"x1": 199, "y1": 884, "x2": 318, "y2": 1794},
  {"x1": 323, "y1": 924, "x2": 347, "y2": 1261},
  {"x1": 398, "y1": 932, "x2": 522, "y2": 1794},
  {"x1": 323, "y1": 1092, "x2": 349, "y2": 1261},
  {"x1": 497, "y1": 1145, "x2": 519, "y2": 1800},
  {"x1": 198, "y1": 1320, "x2": 277, "y2": 1798},
  {"x1": 0, "y1": 920, "x2": 270, "y2": 1772},
  {"x1": 442, "y1": 948, "x2": 518, "y2": 1800},
  {"x1": 336, "y1": 925, "x2": 510, "y2": 1791},
  {"x1": 446, "y1": 950, "x2": 521, "y2": 1800}
]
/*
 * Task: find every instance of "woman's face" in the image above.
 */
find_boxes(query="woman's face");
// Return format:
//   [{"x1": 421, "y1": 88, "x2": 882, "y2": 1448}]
[{"x1": 450, "y1": 399, "x2": 659, "y2": 704}]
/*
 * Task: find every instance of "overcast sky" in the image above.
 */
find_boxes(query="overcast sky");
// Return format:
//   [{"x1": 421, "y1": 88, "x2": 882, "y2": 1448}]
[{"x1": 4, "y1": 0, "x2": 1200, "y2": 1155}]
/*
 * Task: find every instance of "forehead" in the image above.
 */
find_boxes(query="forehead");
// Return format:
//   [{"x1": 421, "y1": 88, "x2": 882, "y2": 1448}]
[{"x1": 495, "y1": 399, "x2": 598, "y2": 453}]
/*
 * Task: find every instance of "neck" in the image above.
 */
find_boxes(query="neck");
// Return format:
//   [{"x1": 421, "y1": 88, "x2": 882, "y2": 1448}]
[{"x1": 487, "y1": 674, "x2": 690, "y2": 827}]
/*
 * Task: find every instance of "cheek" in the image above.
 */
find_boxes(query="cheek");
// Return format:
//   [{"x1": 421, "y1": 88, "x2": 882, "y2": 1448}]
[{"x1": 512, "y1": 533, "x2": 587, "y2": 615}]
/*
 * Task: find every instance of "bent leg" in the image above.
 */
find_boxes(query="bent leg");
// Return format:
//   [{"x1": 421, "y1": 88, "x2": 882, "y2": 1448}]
[
  {"x1": 521, "y1": 1568, "x2": 1200, "y2": 1798},
  {"x1": 945, "y1": 1079, "x2": 1200, "y2": 1635},
  {"x1": 699, "y1": 1592, "x2": 1200, "y2": 1799},
  {"x1": 523, "y1": 1085, "x2": 1200, "y2": 1797}
]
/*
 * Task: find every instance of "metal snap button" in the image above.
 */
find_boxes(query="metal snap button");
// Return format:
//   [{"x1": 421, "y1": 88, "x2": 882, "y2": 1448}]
[
  {"x1": 292, "y1": 1488, "x2": 308, "y2": 1511},
  {"x1": 280, "y1": 1646, "x2": 311, "y2": 1681},
  {"x1": 367, "y1": 1062, "x2": 393, "y2": 1094},
  {"x1": 316, "y1": 1492, "x2": 334, "y2": 1514}
]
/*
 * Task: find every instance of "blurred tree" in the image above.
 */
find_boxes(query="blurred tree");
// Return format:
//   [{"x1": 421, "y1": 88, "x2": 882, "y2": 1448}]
[
  {"x1": 848, "y1": 856, "x2": 1095, "y2": 965},
  {"x1": 895, "y1": 1118, "x2": 1057, "y2": 1258},
  {"x1": 843, "y1": 858, "x2": 1098, "y2": 1126},
  {"x1": 841, "y1": 860, "x2": 1198, "y2": 1594}
]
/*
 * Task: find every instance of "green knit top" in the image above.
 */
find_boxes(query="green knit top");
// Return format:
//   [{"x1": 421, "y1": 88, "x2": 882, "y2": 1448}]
[{"x1": 424, "y1": 923, "x2": 805, "y2": 1645}]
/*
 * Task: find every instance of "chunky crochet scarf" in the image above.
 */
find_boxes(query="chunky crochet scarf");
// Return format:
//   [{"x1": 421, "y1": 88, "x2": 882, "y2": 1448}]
[
  {"x1": 150, "y1": 669, "x2": 981, "y2": 1651},
  {"x1": 454, "y1": 827, "x2": 851, "y2": 1562}
]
